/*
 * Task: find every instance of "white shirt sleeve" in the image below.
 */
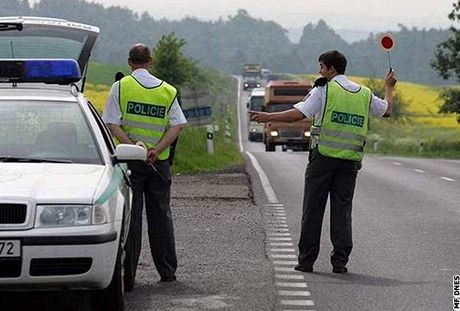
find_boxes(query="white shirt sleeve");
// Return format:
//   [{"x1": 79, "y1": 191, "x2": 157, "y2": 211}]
[
  {"x1": 168, "y1": 98, "x2": 187, "y2": 126},
  {"x1": 102, "y1": 82, "x2": 122, "y2": 125},
  {"x1": 370, "y1": 94, "x2": 388, "y2": 117},
  {"x1": 293, "y1": 86, "x2": 324, "y2": 119}
]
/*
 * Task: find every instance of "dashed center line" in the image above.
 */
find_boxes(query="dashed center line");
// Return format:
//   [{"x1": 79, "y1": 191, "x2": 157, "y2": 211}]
[
  {"x1": 414, "y1": 169, "x2": 425, "y2": 173},
  {"x1": 441, "y1": 176, "x2": 455, "y2": 182},
  {"x1": 392, "y1": 162, "x2": 402, "y2": 166}
]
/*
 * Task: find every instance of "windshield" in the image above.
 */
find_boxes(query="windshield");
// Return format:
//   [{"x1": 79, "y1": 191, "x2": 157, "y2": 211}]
[
  {"x1": 268, "y1": 103, "x2": 295, "y2": 112},
  {"x1": 0, "y1": 101, "x2": 102, "y2": 164},
  {"x1": 249, "y1": 96, "x2": 264, "y2": 111}
]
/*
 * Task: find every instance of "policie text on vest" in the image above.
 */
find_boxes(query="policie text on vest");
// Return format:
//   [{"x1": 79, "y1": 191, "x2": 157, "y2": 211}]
[
  {"x1": 331, "y1": 111, "x2": 365, "y2": 128},
  {"x1": 127, "y1": 101, "x2": 166, "y2": 119}
]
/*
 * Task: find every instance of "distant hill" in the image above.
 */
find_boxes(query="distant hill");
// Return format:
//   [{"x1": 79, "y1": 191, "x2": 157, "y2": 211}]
[{"x1": 0, "y1": 0, "x2": 454, "y2": 85}]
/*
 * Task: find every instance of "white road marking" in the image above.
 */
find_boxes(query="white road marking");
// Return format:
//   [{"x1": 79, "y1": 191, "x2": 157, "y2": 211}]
[
  {"x1": 269, "y1": 224, "x2": 289, "y2": 227},
  {"x1": 276, "y1": 282, "x2": 308, "y2": 288},
  {"x1": 270, "y1": 248, "x2": 296, "y2": 252},
  {"x1": 275, "y1": 274, "x2": 305, "y2": 280},
  {"x1": 441, "y1": 176, "x2": 455, "y2": 182},
  {"x1": 280, "y1": 300, "x2": 314, "y2": 306},
  {"x1": 235, "y1": 76, "x2": 244, "y2": 153},
  {"x1": 268, "y1": 233, "x2": 292, "y2": 236},
  {"x1": 273, "y1": 261, "x2": 298, "y2": 265},
  {"x1": 267, "y1": 228, "x2": 290, "y2": 232},
  {"x1": 274, "y1": 266, "x2": 297, "y2": 272},
  {"x1": 414, "y1": 169, "x2": 425, "y2": 173},
  {"x1": 392, "y1": 162, "x2": 402, "y2": 166},
  {"x1": 278, "y1": 290, "x2": 311, "y2": 296},
  {"x1": 270, "y1": 242, "x2": 294, "y2": 246},
  {"x1": 269, "y1": 237, "x2": 292, "y2": 241},
  {"x1": 271, "y1": 254, "x2": 297, "y2": 259},
  {"x1": 246, "y1": 151, "x2": 279, "y2": 203}
]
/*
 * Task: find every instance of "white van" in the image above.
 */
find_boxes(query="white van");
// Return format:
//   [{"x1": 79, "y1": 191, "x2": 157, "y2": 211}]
[{"x1": 247, "y1": 87, "x2": 265, "y2": 141}]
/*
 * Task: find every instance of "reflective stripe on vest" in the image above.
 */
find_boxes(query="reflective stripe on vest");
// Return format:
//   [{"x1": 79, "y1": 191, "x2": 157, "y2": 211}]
[
  {"x1": 317, "y1": 81, "x2": 371, "y2": 161},
  {"x1": 119, "y1": 75, "x2": 177, "y2": 160}
]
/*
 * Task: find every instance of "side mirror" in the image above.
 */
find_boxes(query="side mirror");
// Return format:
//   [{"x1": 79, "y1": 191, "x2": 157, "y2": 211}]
[{"x1": 114, "y1": 144, "x2": 146, "y2": 162}]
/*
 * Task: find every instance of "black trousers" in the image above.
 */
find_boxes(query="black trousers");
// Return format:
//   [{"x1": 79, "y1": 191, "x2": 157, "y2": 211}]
[
  {"x1": 128, "y1": 160, "x2": 177, "y2": 279},
  {"x1": 298, "y1": 148, "x2": 360, "y2": 268}
]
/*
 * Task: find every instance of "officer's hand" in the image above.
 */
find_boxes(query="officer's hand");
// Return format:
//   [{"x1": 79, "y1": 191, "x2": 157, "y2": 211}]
[
  {"x1": 385, "y1": 70, "x2": 397, "y2": 88},
  {"x1": 147, "y1": 148, "x2": 159, "y2": 164},
  {"x1": 249, "y1": 111, "x2": 270, "y2": 123}
]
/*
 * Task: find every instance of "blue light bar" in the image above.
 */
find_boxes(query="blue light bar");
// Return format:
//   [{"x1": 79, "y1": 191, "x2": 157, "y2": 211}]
[{"x1": 0, "y1": 59, "x2": 81, "y2": 84}]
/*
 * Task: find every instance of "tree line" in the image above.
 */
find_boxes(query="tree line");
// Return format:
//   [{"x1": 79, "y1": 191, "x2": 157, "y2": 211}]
[{"x1": 0, "y1": 0, "x2": 455, "y2": 86}]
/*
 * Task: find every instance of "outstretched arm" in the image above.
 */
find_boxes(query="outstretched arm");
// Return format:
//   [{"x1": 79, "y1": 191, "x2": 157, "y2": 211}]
[{"x1": 249, "y1": 109, "x2": 306, "y2": 123}]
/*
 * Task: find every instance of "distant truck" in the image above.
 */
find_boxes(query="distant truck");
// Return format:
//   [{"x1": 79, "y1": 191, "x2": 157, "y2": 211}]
[
  {"x1": 263, "y1": 80, "x2": 312, "y2": 152},
  {"x1": 242, "y1": 63, "x2": 262, "y2": 79},
  {"x1": 243, "y1": 79, "x2": 261, "y2": 91},
  {"x1": 246, "y1": 87, "x2": 265, "y2": 141}
]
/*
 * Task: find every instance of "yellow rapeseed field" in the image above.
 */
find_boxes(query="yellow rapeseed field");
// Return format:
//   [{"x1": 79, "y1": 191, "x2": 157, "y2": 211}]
[
  {"x1": 299, "y1": 74, "x2": 459, "y2": 130},
  {"x1": 84, "y1": 83, "x2": 110, "y2": 113}
]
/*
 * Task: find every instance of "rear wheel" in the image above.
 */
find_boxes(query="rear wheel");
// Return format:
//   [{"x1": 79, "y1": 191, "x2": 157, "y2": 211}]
[{"x1": 91, "y1": 242, "x2": 125, "y2": 311}]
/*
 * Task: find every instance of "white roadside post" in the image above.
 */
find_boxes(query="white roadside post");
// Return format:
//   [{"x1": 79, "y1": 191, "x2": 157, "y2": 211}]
[{"x1": 207, "y1": 124, "x2": 214, "y2": 154}]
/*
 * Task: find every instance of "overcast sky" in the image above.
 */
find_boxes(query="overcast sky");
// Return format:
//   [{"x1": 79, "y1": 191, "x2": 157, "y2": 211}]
[
  {"x1": 32, "y1": 0, "x2": 455, "y2": 31},
  {"x1": 29, "y1": 0, "x2": 456, "y2": 32}
]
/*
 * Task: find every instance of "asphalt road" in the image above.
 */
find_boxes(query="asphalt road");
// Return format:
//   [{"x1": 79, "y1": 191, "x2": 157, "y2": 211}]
[{"x1": 240, "y1": 81, "x2": 460, "y2": 311}]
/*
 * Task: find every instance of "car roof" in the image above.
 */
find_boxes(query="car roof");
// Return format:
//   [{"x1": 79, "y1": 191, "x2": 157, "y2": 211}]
[{"x1": 0, "y1": 85, "x2": 79, "y2": 103}]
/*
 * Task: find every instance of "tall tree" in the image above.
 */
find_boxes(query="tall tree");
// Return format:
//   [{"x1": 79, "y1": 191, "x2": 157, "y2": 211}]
[
  {"x1": 150, "y1": 33, "x2": 194, "y2": 88},
  {"x1": 431, "y1": 0, "x2": 460, "y2": 121}
]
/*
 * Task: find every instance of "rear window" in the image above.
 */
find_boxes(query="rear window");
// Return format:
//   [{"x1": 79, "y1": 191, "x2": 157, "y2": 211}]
[
  {"x1": 0, "y1": 101, "x2": 102, "y2": 164},
  {"x1": 0, "y1": 31, "x2": 86, "y2": 60}
]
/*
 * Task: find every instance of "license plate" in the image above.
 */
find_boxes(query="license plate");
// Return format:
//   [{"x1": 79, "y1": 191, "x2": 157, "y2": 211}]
[{"x1": 0, "y1": 240, "x2": 21, "y2": 258}]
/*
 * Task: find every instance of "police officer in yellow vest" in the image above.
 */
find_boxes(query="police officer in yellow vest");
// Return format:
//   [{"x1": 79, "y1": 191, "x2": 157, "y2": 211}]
[
  {"x1": 250, "y1": 50, "x2": 396, "y2": 273},
  {"x1": 103, "y1": 43, "x2": 187, "y2": 283}
]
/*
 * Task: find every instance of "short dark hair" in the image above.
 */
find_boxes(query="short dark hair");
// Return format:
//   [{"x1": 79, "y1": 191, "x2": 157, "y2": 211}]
[
  {"x1": 128, "y1": 43, "x2": 152, "y2": 65},
  {"x1": 318, "y1": 50, "x2": 347, "y2": 74}
]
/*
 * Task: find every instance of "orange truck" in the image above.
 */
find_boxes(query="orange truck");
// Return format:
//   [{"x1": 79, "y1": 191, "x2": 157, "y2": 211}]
[{"x1": 263, "y1": 80, "x2": 312, "y2": 152}]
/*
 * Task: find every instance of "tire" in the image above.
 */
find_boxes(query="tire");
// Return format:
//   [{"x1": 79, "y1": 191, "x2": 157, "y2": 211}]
[
  {"x1": 91, "y1": 242, "x2": 125, "y2": 311},
  {"x1": 123, "y1": 223, "x2": 137, "y2": 292},
  {"x1": 265, "y1": 142, "x2": 275, "y2": 152}
]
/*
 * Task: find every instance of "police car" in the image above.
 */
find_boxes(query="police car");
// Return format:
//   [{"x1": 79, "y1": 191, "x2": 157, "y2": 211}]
[{"x1": 0, "y1": 17, "x2": 145, "y2": 310}]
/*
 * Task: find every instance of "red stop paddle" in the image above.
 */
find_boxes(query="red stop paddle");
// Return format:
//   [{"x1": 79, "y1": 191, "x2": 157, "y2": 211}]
[{"x1": 379, "y1": 33, "x2": 395, "y2": 72}]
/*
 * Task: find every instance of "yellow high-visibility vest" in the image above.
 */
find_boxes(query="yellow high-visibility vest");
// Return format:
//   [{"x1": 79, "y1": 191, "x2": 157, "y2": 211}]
[
  {"x1": 119, "y1": 75, "x2": 177, "y2": 160},
  {"x1": 315, "y1": 81, "x2": 371, "y2": 161}
]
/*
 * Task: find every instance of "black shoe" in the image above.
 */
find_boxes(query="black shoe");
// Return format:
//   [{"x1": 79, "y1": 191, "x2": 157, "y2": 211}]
[
  {"x1": 294, "y1": 264, "x2": 313, "y2": 273},
  {"x1": 332, "y1": 266, "x2": 348, "y2": 274},
  {"x1": 159, "y1": 275, "x2": 177, "y2": 282}
]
